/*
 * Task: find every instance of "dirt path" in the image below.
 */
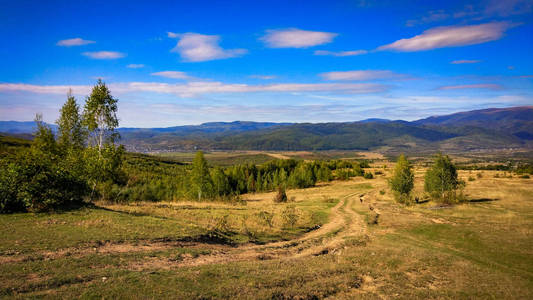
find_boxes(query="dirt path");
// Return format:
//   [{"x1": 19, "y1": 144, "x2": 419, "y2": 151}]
[
  {"x1": 1, "y1": 188, "x2": 371, "y2": 270},
  {"x1": 132, "y1": 190, "x2": 370, "y2": 269}
]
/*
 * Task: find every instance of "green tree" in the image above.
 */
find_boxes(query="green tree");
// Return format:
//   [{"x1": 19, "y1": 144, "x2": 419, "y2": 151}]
[
  {"x1": 211, "y1": 166, "x2": 230, "y2": 197},
  {"x1": 82, "y1": 79, "x2": 119, "y2": 152},
  {"x1": 56, "y1": 90, "x2": 85, "y2": 149},
  {"x1": 32, "y1": 114, "x2": 58, "y2": 155},
  {"x1": 424, "y1": 153, "x2": 462, "y2": 203},
  {"x1": 191, "y1": 151, "x2": 212, "y2": 200},
  {"x1": 388, "y1": 154, "x2": 414, "y2": 204}
]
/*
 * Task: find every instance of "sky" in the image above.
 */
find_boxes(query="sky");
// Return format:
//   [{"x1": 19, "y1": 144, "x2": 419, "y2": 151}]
[{"x1": 0, "y1": 0, "x2": 532, "y2": 127}]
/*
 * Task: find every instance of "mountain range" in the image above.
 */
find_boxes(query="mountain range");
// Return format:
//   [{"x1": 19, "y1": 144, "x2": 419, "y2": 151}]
[{"x1": 1, "y1": 106, "x2": 532, "y2": 154}]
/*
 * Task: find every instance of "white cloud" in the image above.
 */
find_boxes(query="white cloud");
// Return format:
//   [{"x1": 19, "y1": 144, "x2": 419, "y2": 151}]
[
  {"x1": 314, "y1": 50, "x2": 367, "y2": 56},
  {"x1": 0, "y1": 81, "x2": 388, "y2": 98},
  {"x1": 260, "y1": 28, "x2": 338, "y2": 48},
  {"x1": 82, "y1": 51, "x2": 126, "y2": 59},
  {"x1": 151, "y1": 71, "x2": 191, "y2": 80},
  {"x1": 451, "y1": 60, "x2": 481, "y2": 64},
  {"x1": 127, "y1": 64, "x2": 145, "y2": 68},
  {"x1": 249, "y1": 75, "x2": 276, "y2": 80},
  {"x1": 56, "y1": 38, "x2": 95, "y2": 46},
  {"x1": 168, "y1": 32, "x2": 247, "y2": 62},
  {"x1": 438, "y1": 84, "x2": 502, "y2": 90},
  {"x1": 320, "y1": 70, "x2": 397, "y2": 81},
  {"x1": 0, "y1": 83, "x2": 91, "y2": 95},
  {"x1": 378, "y1": 22, "x2": 511, "y2": 52}
]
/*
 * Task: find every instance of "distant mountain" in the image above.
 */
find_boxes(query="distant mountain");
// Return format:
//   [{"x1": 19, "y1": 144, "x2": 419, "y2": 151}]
[
  {"x1": 1, "y1": 106, "x2": 531, "y2": 153},
  {"x1": 119, "y1": 121, "x2": 291, "y2": 134},
  {"x1": 357, "y1": 118, "x2": 391, "y2": 123},
  {"x1": 415, "y1": 106, "x2": 533, "y2": 140},
  {"x1": 0, "y1": 121, "x2": 57, "y2": 134}
]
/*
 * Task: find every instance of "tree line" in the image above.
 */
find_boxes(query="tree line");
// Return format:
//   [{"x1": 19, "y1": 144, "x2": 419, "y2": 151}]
[{"x1": 104, "y1": 152, "x2": 371, "y2": 203}]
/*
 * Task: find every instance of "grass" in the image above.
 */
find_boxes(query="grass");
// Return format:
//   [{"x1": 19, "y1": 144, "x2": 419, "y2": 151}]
[{"x1": 1, "y1": 168, "x2": 532, "y2": 298}]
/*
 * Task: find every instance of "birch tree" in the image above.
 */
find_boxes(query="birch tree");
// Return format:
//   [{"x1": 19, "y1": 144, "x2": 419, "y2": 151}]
[{"x1": 82, "y1": 79, "x2": 119, "y2": 153}]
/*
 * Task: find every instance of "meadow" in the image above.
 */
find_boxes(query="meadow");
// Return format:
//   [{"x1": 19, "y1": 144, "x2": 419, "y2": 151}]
[{"x1": 1, "y1": 156, "x2": 532, "y2": 299}]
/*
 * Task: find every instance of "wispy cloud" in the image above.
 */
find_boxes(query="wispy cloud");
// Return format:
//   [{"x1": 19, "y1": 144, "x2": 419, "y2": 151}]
[
  {"x1": 250, "y1": 75, "x2": 276, "y2": 80},
  {"x1": 82, "y1": 51, "x2": 126, "y2": 59},
  {"x1": 0, "y1": 81, "x2": 388, "y2": 98},
  {"x1": 484, "y1": 0, "x2": 532, "y2": 17},
  {"x1": 126, "y1": 64, "x2": 145, "y2": 68},
  {"x1": 451, "y1": 60, "x2": 481, "y2": 64},
  {"x1": 406, "y1": 10, "x2": 449, "y2": 27},
  {"x1": 314, "y1": 50, "x2": 367, "y2": 56},
  {"x1": 260, "y1": 28, "x2": 338, "y2": 48},
  {"x1": 378, "y1": 22, "x2": 511, "y2": 52},
  {"x1": 320, "y1": 70, "x2": 398, "y2": 81},
  {"x1": 151, "y1": 71, "x2": 191, "y2": 80},
  {"x1": 438, "y1": 84, "x2": 502, "y2": 90},
  {"x1": 168, "y1": 32, "x2": 247, "y2": 62},
  {"x1": 56, "y1": 38, "x2": 95, "y2": 46},
  {"x1": 0, "y1": 83, "x2": 92, "y2": 95}
]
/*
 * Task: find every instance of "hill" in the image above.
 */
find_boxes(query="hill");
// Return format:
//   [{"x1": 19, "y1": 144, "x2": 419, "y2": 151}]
[
  {"x1": 415, "y1": 106, "x2": 533, "y2": 140},
  {"x1": 2, "y1": 106, "x2": 531, "y2": 153}
]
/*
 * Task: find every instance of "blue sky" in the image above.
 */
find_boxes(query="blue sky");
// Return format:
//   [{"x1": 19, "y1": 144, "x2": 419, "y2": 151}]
[{"x1": 0, "y1": 0, "x2": 532, "y2": 127}]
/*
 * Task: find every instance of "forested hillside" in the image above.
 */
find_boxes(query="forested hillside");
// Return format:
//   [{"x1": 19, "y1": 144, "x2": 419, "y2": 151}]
[{"x1": 2, "y1": 106, "x2": 532, "y2": 152}]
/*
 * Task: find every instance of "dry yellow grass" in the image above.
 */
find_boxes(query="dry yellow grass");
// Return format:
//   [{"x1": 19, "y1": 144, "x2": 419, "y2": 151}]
[{"x1": 1, "y1": 168, "x2": 532, "y2": 298}]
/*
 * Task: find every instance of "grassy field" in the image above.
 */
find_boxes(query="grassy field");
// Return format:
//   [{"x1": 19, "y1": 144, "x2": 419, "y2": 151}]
[
  {"x1": 155, "y1": 150, "x2": 371, "y2": 166},
  {"x1": 1, "y1": 168, "x2": 532, "y2": 299}
]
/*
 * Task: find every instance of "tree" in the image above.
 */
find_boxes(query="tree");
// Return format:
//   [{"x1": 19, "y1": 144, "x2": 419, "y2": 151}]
[
  {"x1": 33, "y1": 114, "x2": 58, "y2": 155},
  {"x1": 388, "y1": 154, "x2": 414, "y2": 204},
  {"x1": 191, "y1": 151, "x2": 212, "y2": 200},
  {"x1": 57, "y1": 90, "x2": 85, "y2": 149},
  {"x1": 82, "y1": 79, "x2": 119, "y2": 153},
  {"x1": 211, "y1": 166, "x2": 230, "y2": 197},
  {"x1": 424, "y1": 153, "x2": 462, "y2": 203}
]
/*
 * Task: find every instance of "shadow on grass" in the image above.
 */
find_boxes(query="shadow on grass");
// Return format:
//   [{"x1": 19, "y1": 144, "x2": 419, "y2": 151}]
[
  {"x1": 91, "y1": 205, "x2": 172, "y2": 220},
  {"x1": 468, "y1": 198, "x2": 499, "y2": 203}
]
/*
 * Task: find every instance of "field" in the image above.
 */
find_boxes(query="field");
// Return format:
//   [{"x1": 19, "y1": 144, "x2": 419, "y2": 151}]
[{"x1": 1, "y1": 160, "x2": 532, "y2": 299}]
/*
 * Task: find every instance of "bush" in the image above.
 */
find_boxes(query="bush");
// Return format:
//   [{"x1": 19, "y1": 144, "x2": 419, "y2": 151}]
[
  {"x1": 520, "y1": 174, "x2": 530, "y2": 179},
  {"x1": 468, "y1": 176, "x2": 476, "y2": 181},
  {"x1": 281, "y1": 205, "x2": 298, "y2": 228},
  {"x1": 0, "y1": 148, "x2": 88, "y2": 212},
  {"x1": 364, "y1": 172, "x2": 374, "y2": 179},
  {"x1": 274, "y1": 186, "x2": 288, "y2": 203}
]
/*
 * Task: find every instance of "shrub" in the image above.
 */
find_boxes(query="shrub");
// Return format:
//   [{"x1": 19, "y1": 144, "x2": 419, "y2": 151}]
[
  {"x1": 476, "y1": 172, "x2": 483, "y2": 178},
  {"x1": 520, "y1": 174, "x2": 530, "y2": 179},
  {"x1": 468, "y1": 176, "x2": 476, "y2": 181},
  {"x1": 274, "y1": 186, "x2": 288, "y2": 203},
  {"x1": 364, "y1": 172, "x2": 374, "y2": 179},
  {"x1": 281, "y1": 205, "x2": 298, "y2": 228}
]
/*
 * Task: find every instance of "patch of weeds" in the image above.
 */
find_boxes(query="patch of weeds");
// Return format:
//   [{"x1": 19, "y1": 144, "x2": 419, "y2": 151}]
[
  {"x1": 281, "y1": 206, "x2": 299, "y2": 229},
  {"x1": 257, "y1": 211, "x2": 274, "y2": 228}
]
